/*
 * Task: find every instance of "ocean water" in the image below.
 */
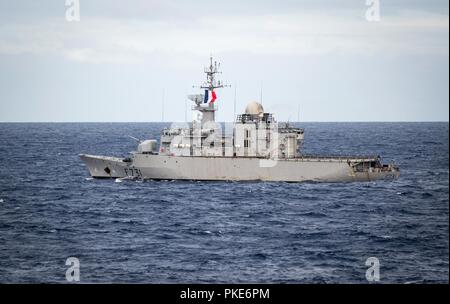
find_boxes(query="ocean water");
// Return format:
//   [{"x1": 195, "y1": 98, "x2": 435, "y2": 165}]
[{"x1": 0, "y1": 122, "x2": 448, "y2": 283}]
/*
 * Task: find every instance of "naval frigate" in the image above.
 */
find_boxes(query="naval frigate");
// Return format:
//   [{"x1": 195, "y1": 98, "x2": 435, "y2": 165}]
[{"x1": 80, "y1": 57, "x2": 400, "y2": 182}]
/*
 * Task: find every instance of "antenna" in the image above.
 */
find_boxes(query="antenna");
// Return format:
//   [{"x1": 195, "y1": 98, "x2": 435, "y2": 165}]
[
  {"x1": 260, "y1": 81, "x2": 263, "y2": 105},
  {"x1": 184, "y1": 89, "x2": 188, "y2": 122},
  {"x1": 233, "y1": 83, "x2": 237, "y2": 121},
  {"x1": 161, "y1": 88, "x2": 165, "y2": 122}
]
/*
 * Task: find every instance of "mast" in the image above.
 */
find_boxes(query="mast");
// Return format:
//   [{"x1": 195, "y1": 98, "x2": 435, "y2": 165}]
[
  {"x1": 161, "y1": 88, "x2": 165, "y2": 122},
  {"x1": 185, "y1": 98, "x2": 187, "y2": 122},
  {"x1": 233, "y1": 84, "x2": 237, "y2": 121},
  {"x1": 191, "y1": 56, "x2": 229, "y2": 124},
  {"x1": 260, "y1": 81, "x2": 263, "y2": 105}
]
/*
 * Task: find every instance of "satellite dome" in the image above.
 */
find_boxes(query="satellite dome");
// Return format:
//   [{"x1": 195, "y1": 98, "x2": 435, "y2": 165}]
[{"x1": 245, "y1": 101, "x2": 264, "y2": 116}]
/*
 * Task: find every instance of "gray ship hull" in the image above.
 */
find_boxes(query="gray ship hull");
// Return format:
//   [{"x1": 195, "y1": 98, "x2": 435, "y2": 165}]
[{"x1": 79, "y1": 154, "x2": 400, "y2": 182}]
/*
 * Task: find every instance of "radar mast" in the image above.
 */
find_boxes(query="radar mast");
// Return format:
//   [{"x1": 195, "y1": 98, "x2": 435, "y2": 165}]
[
  {"x1": 189, "y1": 57, "x2": 229, "y2": 124},
  {"x1": 201, "y1": 56, "x2": 228, "y2": 91}
]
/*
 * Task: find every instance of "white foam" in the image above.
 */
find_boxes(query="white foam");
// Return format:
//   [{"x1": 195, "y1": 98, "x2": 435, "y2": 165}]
[
  {"x1": 115, "y1": 178, "x2": 123, "y2": 183},
  {"x1": 0, "y1": 199, "x2": 3, "y2": 203}
]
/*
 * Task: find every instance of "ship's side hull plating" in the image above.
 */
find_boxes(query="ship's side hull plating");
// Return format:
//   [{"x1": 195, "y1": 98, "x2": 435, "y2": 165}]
[{"x1": 79, "y1": 154, "x2": 399, "y2": 182}]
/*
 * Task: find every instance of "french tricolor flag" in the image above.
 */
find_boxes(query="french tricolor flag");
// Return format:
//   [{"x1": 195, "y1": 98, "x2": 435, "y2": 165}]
[{"x1": 203, "y1": 90, "x2": 217, "y2": 104}]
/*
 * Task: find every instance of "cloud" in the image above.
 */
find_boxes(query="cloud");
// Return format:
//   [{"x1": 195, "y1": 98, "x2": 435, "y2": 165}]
[{"x1": 0, "y1": 9, "x2": 448, "y2": 64}]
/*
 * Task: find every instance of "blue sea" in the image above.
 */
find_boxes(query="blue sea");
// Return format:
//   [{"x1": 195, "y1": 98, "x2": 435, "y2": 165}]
[{"x1": 0, "y1": 122, "x2": 448, "y2": 283}]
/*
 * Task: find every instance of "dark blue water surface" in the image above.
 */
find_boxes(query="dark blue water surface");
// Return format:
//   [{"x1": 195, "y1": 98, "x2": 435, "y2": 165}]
[{"x1": 0, "y1": 122, "x2": 448, "y2": 283}]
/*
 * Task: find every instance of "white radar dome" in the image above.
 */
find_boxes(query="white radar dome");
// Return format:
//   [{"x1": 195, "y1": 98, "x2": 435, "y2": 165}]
[{"x1": 245, "y1": 101, "x2": 264, "y2": 116}]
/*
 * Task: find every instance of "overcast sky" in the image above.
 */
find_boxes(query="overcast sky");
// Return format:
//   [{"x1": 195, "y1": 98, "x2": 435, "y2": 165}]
[{"x1": 0, "y1": 0, "x2": 448, "y2": 122}]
